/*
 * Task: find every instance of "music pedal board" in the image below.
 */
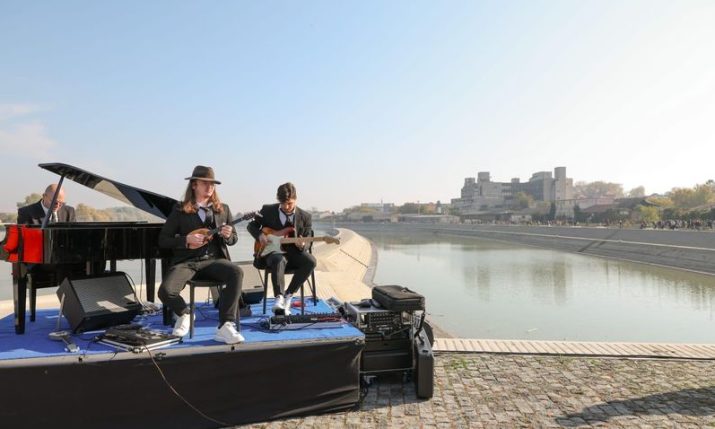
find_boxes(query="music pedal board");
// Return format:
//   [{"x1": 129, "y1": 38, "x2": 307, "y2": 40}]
[{"x1": 268, "y1": 312, "x2": 344, "y2": 330}]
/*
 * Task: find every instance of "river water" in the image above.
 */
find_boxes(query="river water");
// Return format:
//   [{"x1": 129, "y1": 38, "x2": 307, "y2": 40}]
[
  {"x1": 4, "y1": 227, "x2": 715, "y2": 343},
  {"x1": 358, "y1": 229, "x2": 715, "y2": 343}
]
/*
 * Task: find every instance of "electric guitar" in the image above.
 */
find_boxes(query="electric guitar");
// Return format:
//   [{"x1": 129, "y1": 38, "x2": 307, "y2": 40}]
[
  {"x1": 254, "y1": 226, "x2": 340, "y2": 257},
  {"x1": 187, "y1": 211, "x2": 260, "y2": 249}
]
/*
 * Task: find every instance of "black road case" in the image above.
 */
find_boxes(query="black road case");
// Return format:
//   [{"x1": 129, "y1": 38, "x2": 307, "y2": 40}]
[{"x1": 372, "y1": 285, "x2": 425, "y2": 312}]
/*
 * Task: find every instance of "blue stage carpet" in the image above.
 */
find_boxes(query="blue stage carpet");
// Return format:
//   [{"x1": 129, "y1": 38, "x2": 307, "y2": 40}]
[{"x1": 0, "y1": 298, "x2": 362, "y2": 361}]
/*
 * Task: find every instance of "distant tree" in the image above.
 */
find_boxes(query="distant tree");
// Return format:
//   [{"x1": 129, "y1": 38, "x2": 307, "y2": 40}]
[
  {"x1": 592, "y1": 208, "x2": 629, "y2": 224},
  {"x1": 17, "y1": 193, "x2": 42, "y2": 208},
  {"x1": 626, "y1": 186, "x2": 646, "y2": 198},
  {"x1": 573, "y1": 181, "x2": 624, "y2": 198},
  {"x1": 76, "y1": 204, "x2": 112, "y2": 222},
  {"x1": 573, "y1": 205, "x2": 589, "y2": 223},
  {"x1": 399, "y1": 203, "x2": 419, "y2": 214},
  {"x1": 0, "y1": 212, "x2": 18, "y2": 223},
  {"x1": 514, "y1": 192, "x2": 534, "y2": 209},
  {"x1": 105, "y1": 206, "x2": 161, "y2": 222},
  {"x1": 645, "y1": 195, "x2": 673, "y2": 207},
  {"x1": 548, "y1": 202, "x2": 556, "y2": 221},
  {"x1": 421, "y1": 203, "x2": 437, "y2": 214},
  {"x1": 357, "y1": 206, "x2": 379, "y2": 214},
  {"x1": 669, "y1": 184, "x2": 715, "y2": 209},
  {"x1": 635, "y1": 205, "x2": 660, "y2": 223},
  {"x1": 662, "y1": 207, "x2": 686, "y2": 220}
]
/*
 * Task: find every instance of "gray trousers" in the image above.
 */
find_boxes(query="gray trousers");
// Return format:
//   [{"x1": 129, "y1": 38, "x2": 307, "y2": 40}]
[{"x1": 158, "y1": 258, "x2": 243, "y2": 325}]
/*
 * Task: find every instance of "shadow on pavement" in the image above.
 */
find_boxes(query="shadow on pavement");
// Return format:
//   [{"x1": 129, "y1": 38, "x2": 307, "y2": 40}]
[{"x1": 556, "y1": 386, "x2": 715, "y2": 426}]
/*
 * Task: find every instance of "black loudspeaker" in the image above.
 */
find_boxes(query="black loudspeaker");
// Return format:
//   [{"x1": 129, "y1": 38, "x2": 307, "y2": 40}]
[
  {"x1": 242, "y1": 284, "x2": 264, "y2": 305},
  {"x1": 57, "y1": 272, "x2": 142, "y2": 333}
]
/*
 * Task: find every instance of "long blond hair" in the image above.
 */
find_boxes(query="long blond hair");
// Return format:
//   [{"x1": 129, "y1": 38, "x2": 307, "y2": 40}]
[{"x1": 180, "y1": 180, "x2": 224, "y2": 214}]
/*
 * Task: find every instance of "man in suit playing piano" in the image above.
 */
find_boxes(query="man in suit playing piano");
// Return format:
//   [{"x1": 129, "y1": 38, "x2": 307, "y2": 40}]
[
  {"x1": 247, "y1": 182, "x2": 316, "y2": 315},
  {"x1": 16, "y1": 184, "x2": 87, "y2": 299},
  {"x1": 17, "y1": 184, "x2": 76, "y2": 224},
  {"x1": 158, "y1": 165, "x2": 245, "y2": 344}
]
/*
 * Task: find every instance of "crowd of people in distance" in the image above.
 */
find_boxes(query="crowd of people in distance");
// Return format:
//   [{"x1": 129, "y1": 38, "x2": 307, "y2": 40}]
[{"x1": 640, "y1": 219, "x2": 714, "y2": 230}]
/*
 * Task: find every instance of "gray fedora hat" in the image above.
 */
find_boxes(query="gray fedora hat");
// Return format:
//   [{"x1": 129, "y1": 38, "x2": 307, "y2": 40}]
[{"x1": 185, "y1": 165, "x2": 222, "y2": 184}]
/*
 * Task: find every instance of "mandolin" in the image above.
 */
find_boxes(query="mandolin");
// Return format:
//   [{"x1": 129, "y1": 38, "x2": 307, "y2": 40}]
[
  {"x1": 254, "y1": 226, "x2": 340, "y2": 257},
  {"x1": 187, "y1": 211, "x2": 259, "y2": 249}
]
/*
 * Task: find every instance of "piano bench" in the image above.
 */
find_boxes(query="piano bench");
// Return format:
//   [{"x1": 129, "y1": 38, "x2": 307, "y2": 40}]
[{"x1": 27, "y1": 272, "x2": 62, "y2": 323}]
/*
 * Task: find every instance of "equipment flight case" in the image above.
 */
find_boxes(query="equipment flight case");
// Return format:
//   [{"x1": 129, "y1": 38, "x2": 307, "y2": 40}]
[
  {"x1": 372, "y1": 285, "x2": 425, "y2": 312},
  {"x1": 346, "y1": 286, "x2": 434, "y2": 399}
]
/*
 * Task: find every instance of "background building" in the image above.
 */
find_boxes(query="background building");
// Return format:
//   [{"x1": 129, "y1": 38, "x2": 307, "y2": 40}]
[{"x1": 452, "y1": 167, "x2": 574, "y2": 217}]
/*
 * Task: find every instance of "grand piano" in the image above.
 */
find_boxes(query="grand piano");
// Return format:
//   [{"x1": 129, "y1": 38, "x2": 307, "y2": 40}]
[{"x1": 1, "y1": 163, "x2": 178, "y2": 334}]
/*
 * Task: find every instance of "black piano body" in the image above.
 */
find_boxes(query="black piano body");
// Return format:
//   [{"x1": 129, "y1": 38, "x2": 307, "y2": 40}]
[
  {"x1": 1, "y1": 163, "x2": 177, "y2": 334},
  {"x1": 35, "y1": 222, "x2": 163, "y2": 265}
]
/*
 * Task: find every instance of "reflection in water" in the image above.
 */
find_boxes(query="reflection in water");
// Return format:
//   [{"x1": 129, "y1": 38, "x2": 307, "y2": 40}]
[{"x1": 361, "y1": 229, "x2": 715, "y2": 343}]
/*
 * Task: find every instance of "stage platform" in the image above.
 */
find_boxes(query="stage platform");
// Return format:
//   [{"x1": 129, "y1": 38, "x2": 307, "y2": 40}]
[{"x1": 0, "y1": 298, "x2": 365, "y2": 429}]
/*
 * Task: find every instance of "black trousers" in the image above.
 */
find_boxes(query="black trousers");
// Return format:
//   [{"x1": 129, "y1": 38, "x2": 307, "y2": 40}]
[
  {"x1": 254, "y1": 248, "x2": 316, "y2": 297},
  {"x1": 158, "y1": 257, "x2": 243, "y2": 325}
]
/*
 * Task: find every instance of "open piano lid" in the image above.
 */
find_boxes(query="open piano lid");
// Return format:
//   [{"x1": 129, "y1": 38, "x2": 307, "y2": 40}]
[{"x1": 39, "y1": 163, "x2": 177, "y2": 220}]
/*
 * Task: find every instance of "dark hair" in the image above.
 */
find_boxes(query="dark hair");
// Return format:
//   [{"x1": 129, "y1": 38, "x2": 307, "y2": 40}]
[
  {"x1": 180, "y1": 180, "x2": 224, "y2": 214},
  {"x1": 276, "y1": 182, "x2": 297, "y2": 203}
]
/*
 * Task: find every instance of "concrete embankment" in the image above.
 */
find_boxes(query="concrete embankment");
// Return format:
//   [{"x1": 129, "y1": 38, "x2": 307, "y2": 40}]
[
  {"x1": 310, "y1": 227, "x2": 376, "y2": 302},
  {"x1": 337, "y1": 222, "x2": 715, "y2": 276}
]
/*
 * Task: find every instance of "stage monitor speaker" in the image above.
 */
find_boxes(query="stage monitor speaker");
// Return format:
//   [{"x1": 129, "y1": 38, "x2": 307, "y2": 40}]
[
  {"x1": 242, "y1": 284, "x2": 264, "y2": 305},
  {"x1": 57, "y1": 272, "x2": 142, "y2": 333}
]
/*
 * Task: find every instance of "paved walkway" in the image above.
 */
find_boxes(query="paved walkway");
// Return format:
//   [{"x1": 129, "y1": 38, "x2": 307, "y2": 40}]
[
  {"x1": 434, "y1": 338, "x2": 715, "y2": 359},
  {"x1": 241, "y1": 352, "x2": 715, "y2": 428}
]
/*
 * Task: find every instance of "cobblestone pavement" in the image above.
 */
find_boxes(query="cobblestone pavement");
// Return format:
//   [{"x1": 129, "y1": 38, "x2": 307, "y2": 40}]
[{"x1": 240, "y1": 352, "x2": 715, "y2": 428}]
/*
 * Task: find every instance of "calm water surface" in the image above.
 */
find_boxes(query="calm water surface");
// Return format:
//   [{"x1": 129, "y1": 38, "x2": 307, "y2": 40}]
[{"x1": 362, "y1": 231, "x2": 715, "y2": 343}]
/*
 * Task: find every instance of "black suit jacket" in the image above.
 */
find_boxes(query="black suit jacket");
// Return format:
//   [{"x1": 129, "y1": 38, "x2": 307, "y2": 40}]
[
  {"x1": 159, "y1": 203, "x2": 238, "y2": 265},
  {"x1": 247, "y1": 204, "x2": 312, "y2": 254},
  {"x1": 17, "y1": 201, "x2": 76, "y2": 225}
]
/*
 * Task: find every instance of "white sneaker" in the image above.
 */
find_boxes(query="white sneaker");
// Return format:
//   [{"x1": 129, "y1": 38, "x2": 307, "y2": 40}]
[
  {"x1": 214, "y1": 322, "x2": 245, "y2": 344},
  {"x1": 172, "y1": 313, "x2": 193, "y2": 337},
  {"x1": 283, "y1": 294, "x2": 293, "y2": 316},
  {"x1": 272, "y1": 294, "x2": 285, "y2": 314}
]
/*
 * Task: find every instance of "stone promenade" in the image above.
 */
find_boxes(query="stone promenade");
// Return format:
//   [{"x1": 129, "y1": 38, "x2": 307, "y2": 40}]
[{"x1": 242, "y1": 352, "x2": 715, "y2": 428}]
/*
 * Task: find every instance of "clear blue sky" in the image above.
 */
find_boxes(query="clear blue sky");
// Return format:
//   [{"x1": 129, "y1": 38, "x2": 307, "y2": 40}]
[{"x1": 1, "y1": 1, "x2": 714, "y2": 213}]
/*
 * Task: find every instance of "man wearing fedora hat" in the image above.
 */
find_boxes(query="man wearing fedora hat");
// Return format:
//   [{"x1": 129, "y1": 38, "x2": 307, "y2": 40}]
[{"x1": 158, "y1": 165, "x2": 245, "y2": 344}]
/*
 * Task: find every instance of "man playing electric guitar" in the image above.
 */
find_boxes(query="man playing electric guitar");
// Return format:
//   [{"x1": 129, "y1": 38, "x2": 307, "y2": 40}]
[{"x1": 247, "y1": 182, "x2": 316, "y2": 315}]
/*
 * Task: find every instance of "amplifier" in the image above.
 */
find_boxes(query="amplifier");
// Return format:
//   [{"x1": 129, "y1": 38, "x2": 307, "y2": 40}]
[{"x1": 345, "y1": 301, "x2": 408, "y2": 335}]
